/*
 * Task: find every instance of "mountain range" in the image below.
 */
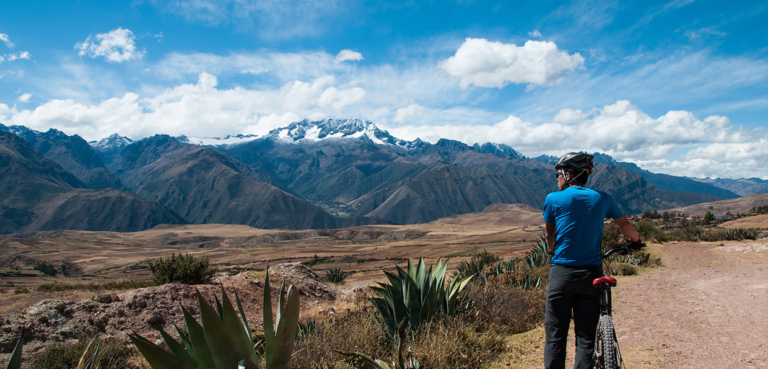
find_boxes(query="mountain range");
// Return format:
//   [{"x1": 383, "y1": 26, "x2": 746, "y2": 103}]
[{"x1": 1, "y1": 119, "x2": 761, "y2": 234}]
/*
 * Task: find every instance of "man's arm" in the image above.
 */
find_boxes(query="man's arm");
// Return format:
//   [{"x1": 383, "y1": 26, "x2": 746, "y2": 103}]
[
  {"x1": 545, "y1": 222, "x2": 556, "y2": 254},
  {"x1": 613, "y1": 214, "x2": 640, "y2": 242}
]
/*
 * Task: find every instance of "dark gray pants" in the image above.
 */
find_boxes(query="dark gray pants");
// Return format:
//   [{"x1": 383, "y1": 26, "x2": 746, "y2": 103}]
[{"x1": 544, "y1": 264, "x2": 602, "y2": 369}]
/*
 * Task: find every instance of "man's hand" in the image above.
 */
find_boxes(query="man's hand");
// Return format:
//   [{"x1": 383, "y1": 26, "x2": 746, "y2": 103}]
[{"x1": 627, "y1": 239, "x2": 646, "y2": 251}]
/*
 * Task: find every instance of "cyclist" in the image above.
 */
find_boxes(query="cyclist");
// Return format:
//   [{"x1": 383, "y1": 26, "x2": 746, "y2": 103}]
[{"x1": 543, "y1": 152, "x2": 643, "y2": 369}]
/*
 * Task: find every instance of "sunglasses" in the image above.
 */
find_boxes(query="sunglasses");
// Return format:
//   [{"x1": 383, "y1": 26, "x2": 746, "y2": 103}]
[{"x1": 554, "y1": 171, "x2": 565, "y2": 179}]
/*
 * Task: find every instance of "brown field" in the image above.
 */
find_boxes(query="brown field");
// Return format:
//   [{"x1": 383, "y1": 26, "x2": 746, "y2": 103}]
[
  {"x1": 666, "y1": 193, "x2": 768, "y2": 216},
  {"x1": 0, "y1": 204, "x2": 545, "y2": 313},
  {"x1": 718, "y1": 213, "x2": 768, "y2": 229}
]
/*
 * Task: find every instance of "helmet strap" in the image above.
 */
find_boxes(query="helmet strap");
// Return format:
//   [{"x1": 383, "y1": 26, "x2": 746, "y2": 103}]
[{"x1": 566, "y1": 169, "x2": 587, "y2": 186}]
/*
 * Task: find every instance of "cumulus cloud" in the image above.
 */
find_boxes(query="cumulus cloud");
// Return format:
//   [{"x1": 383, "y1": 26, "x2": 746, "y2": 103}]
[
  {"x1": 3, "y1": 72, "x2": 366, "y2": 140},
  {"x1": 528, "y1": 30, "x2": 543, "y2": 38},
  {"x1": 17, "y1": 93, "x2": 32, "y2": 103},
  {"x1": 335, "y1": 49, "x2": 363, "y2": 63},
  {"x1": 386, "y1": 100, "x2": 767, "y2": 179},
  {"x1": 0, "y1": 33, "x2": 14, "y2": 48},
  {"x1": 75, "y1": 28, "x2": 145, "y2": 63},
  {"x1": 440, "y1": 38, "x2": 584, "y2": 88}
]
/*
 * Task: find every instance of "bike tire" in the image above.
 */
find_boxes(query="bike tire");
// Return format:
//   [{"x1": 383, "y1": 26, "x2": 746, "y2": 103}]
[{"x1": 597, "y1": 315, "x2": 619, "y2": 369}]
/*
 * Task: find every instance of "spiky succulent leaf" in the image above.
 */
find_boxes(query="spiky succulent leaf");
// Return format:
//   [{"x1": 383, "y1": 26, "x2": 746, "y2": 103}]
[
  {"x1": 263, "y1": 269, "x2": 275, "y2": 368},
  {"x1": 129, "y1": 333, "x2": 196, "y2": 369},
  {"x1": 220, "y1": 286, "x2": 258, "y2": 364},
  {"x1": 196, "y1": 291, "x2": 242, "y2": 369},
  {"x1": 159, "y1": 328, "x2": 196, "y2": 367},
  {"x1": 5, "y1": 333, "x2": 23, "y2": 369},
  {"x1": 270, "y1": 285, "x2": 300, "y2": 369},
  {"x1": 182, "y1": 306, "x2": 216, "y2": 369}
]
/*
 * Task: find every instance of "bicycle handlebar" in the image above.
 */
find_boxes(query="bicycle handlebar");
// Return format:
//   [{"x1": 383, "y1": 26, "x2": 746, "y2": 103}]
[{"x1": 602, "y1": 246, "x2": 629, "y2": 259}]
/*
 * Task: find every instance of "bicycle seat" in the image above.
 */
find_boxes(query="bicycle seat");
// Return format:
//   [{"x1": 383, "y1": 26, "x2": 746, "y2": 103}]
[{"x1": 593, "y1": 276, "x2": 617, "y2": 287}]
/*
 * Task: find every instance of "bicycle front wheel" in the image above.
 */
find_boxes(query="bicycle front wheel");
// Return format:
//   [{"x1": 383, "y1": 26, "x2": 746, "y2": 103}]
[{"x1": 595, "y1": 315, "x2": 620, "y2": 369}]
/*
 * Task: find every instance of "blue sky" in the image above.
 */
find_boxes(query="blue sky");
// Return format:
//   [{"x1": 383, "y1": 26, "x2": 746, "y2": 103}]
[{"x1": 1, "y1": 0, "x2": 766, "y2": 179}]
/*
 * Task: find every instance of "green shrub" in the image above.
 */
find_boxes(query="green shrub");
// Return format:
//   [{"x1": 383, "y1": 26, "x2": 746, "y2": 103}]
[
  {"x1": 601, "y1": 223, "x2": 624, "y2": 251},
  {"x1": 291, "y1": 310, "x2": 392, "y2": 368},
  {"x1": 14, "y1": 287, "x2": 29, "y2": 294},
  {"x1": 454, "y1": 249, "x2": 500, "y2": 280},
  {"x1": 147, "y1": 253, "x2": 218, "y2": 285},
  {"x1": 609, "y1": 263, "x2": 638, "y2": 276},
  {"x1": 34, "y1": 261, "x2": 58, "y2": 276},
  {"x1": 30, "y1": 335, "x2": 133, "y2": 369}
]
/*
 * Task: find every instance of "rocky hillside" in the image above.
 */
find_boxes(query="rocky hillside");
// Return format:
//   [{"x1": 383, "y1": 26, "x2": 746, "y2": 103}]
[
  {"x1": 0, "y1": 124, "x2": 122, "y2": 189},
  {"x1": 0, "y1": 131, "x2": 183, "y2": 234}
]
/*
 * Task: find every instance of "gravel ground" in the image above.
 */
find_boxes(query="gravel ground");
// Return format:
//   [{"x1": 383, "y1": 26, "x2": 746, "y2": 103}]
[{"x1": 613, "y1": 240, "x2": 768, "y2": 368}]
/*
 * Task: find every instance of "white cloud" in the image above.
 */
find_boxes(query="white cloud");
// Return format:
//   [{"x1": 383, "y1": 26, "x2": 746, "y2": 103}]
[
  {"x1": 17, "y1": 93, "x2": 32, "y2": 103},
  {"x1": 528, "y1": 30, "x2": 543, "y2": 38},
  {"x1": 3, "y1": 72, "x2": 366, "y2": 140},
  {"x1": 335, "y1": 49, "x2": 363, "y2": 63},
  {"x1": 386, "y1": 100, "x2": 767, "y2": 179},
  {"x1": 440, "y1": 38, "x2": 584, "y2": 88},
  {"x1": 393, "y1": 104, "x2": 428, "y2": 123},
  {"x1": 75, "y1": 28, "x2": 145, "y2": 63},
  {"x1": 0, "y1": 33, "x2": 14, "y2": 49},
  {"x1": 5, "y1": 51, "x2": 31, "y2": 62},
  {"x1": 552, "y1": 108, "x2": 589, "y2": 124}
]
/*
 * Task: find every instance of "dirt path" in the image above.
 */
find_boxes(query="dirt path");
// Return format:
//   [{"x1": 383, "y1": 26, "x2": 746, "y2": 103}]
[{"x1": 614, "y1": 240, "x2": 768, "y2": 368}]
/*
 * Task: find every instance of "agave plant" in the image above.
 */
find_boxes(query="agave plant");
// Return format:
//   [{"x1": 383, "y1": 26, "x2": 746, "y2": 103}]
[
  {"x1": 369, "y1": 257, "x2": 472, "y2": 342},
  {"x1": 325, "y1": 267, "x2": 347, "y2": 283},
  {"x1": 129, "y1": 270, "x2": 300, "y2": 369},
  {"x1": 297, "y1": 318, "x2": 323, "y2": 341}
]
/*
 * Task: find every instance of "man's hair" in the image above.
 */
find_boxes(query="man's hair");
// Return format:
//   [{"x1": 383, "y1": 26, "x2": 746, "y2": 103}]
[{"x1": 566, "y1": 168, "x2": 590, "y2": 186}]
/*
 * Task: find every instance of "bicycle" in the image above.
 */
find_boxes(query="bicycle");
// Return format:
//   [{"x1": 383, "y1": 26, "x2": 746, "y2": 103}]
[{"x1": 592, "y1": 243, "x2": 644, "y2": 369}]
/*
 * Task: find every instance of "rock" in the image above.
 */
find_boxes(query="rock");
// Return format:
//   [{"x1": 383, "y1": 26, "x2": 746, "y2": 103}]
[
  {"x1": 268, "y1": 263, "x2": 336, "y2": 300},
  {"x1": 93, "y1": 294, "x2": 112, "y2": 304},
  {"x1": 145, "y1": 313, "x2": 164, "y2": 325}
]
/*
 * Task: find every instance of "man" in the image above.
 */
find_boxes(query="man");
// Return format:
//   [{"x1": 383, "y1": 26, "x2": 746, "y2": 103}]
[{"x1": 542, "y1": 152, "x2": 642, "y2": 369}]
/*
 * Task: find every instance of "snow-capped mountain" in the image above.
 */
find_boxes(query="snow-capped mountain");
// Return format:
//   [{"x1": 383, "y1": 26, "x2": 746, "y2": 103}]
[
  {"x1": 175, "y1": 133, "x2": 261, "y2": 147},
  {"x1": 267, "y1": 118, "x2": 411, "y2": 146},
  {"x1": 90, "y1": 134, "x2": 134, "y2": 151},
  {"x1": 0, "y1": 124, "x2": 43, "y2": 141}
]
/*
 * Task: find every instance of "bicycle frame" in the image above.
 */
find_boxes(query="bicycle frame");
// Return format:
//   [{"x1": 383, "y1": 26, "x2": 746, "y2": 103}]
[{"x1": 593, "y1": 246, "x2": 630, "y2": 369}]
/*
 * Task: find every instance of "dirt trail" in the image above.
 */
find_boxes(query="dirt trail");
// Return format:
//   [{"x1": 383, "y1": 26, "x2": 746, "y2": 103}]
[{"x1": 613, "y1": 240, "x2": 768, "y2": 368}]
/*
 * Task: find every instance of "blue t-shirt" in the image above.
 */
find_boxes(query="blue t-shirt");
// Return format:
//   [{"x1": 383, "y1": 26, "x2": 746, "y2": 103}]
[{"x1": 542, "y1": 186, "x2": 624, "y2": 266}]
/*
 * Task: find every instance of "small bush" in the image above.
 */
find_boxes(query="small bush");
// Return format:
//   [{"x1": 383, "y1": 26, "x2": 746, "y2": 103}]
[
  {"x1": 30, "y1": 334, "x2": 134, "y2": 369},
  {"x1": 411, "y1": 313, "x2": 507, "y2": 368},
  {"x1": 14, "y1": 287, "x2": 29, "y2": 294},
  {"x1": 325, "y1": 267, "x2": 347, "y2": 283},
  {"x1": 33, "y1": 261, "x2": 83, "y2": 277},
  {"x1": 147, "y1": 253, "x2": 218, "y2": 285},
  {"x1": 468, "y1": 284, "x2": 545, "y2": 335},
  {"x1": 609, "y1": 263, "x2": 638, "y2": 276},
  {"x1": 601, "y1": 223, "x2": 624, "y2": 250},
  {"x1": 454, "y1": 249, "x2": 501, "y2": 280},
  {"x1": 34, "y1": 262, "x2": 58, "y2": 276},
  {"x1": 290, "y1": 310, "x2": 391, "y2": 368}
]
